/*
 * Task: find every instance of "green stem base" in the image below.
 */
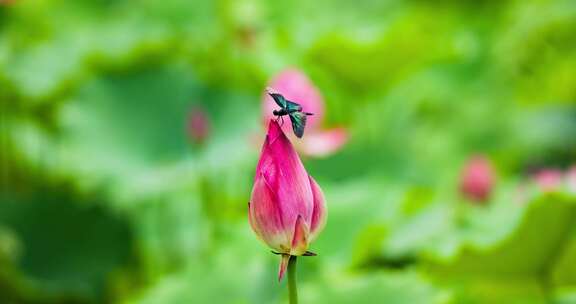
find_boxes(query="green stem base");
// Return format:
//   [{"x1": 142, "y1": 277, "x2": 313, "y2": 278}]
[{"x1": 287, "y1": 256, "x2": 298, "y2": 304}]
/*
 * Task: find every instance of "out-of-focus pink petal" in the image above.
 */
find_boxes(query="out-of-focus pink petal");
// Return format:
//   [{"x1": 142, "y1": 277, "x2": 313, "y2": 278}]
[
  {"x1": 533, "y1": 169, "x2": 563, "y2": 192},
  {"x1": 459, "y1": 155, "x2": 495, "y2": 203},
  {"x1": 301, "y1": 128, "x2": 348, "y2": 157},
  {"x1": 290, "y1": 216, "x2": 309, "y2": 256},
  {"x1": 308, "y1": 175, "x2": 327, "y2": 241},
  {"x1": 249, "y1": 175, "x2": 290, "y2": 252},
  {"x1": 263, "y1": 68, "x2": 325, "y2": 132},
  {"x1": 187, "y1": 106, "x2": 210, "y2": 144},
  {"x1": 567, "y1": 166, "x2": 576, "y2": 193},
  {"x1": 278, "y1": 254, "x2": 290, "y2": 282}
]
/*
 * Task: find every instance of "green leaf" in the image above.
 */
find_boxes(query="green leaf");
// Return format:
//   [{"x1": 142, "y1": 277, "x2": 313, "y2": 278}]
[
  {"x1": 424, "y1": 194, "x2": 576, "y2": 303},
  {"x1": 0, "y1": 188, "x2": 135, "y2": 302}
]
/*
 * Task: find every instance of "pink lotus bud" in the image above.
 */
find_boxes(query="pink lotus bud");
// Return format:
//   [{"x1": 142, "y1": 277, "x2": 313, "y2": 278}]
[
  {"x1": 459, "y1": 156, "x2": 495, "y2": 203},
  {"x1": 248, "y1": 120, "x2": 327, "y2": 281},
  {"x1": 533, "y1": 169, "x2": 563, "y2": 192},
  {"x1": 187, "y1": 106, "x2": 210, "y2": 144}
]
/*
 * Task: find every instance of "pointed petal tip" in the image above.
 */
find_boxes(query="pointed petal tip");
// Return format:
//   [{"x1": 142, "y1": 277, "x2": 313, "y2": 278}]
[
  {"x1": 278, "y1": 254, "x2": 290, "y2": 282},
  {"x1": 266, "y1": 119, "x2": 290, "y2": 145},
  {"x1": 267, "y1": 118, "x2": 280, "y2": 128}
]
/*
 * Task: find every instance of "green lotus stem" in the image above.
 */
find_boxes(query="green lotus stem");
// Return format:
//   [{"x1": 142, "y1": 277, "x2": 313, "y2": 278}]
[{"x1": 287, "y1": 256, "x2": 298, "y2": 304}]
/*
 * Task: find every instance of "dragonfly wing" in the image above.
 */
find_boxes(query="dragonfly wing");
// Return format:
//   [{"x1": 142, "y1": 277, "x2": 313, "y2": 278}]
[
  {"x1": 285, "y1": 100, "x2": 303, "y2": 112},
  {"x1": 289, "y1": 112, "x2": 308, "y2": 138},
  {"x1": 268, "y1": 92, "x2": 287, "y2": 108}
]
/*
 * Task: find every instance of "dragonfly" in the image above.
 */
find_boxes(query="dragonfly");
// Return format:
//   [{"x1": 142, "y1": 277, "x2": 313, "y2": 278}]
[{"x1": 266, "y1": 88, "x2": 313, "y2": 138}]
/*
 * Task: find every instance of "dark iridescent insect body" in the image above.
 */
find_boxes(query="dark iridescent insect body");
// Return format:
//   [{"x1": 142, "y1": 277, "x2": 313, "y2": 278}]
[
  {"x1": 272, "y1": 106, "x2": 299, "y2": 116},
  {"x1": 267, "y1": 89, "x2": 313, "y2": 138}
]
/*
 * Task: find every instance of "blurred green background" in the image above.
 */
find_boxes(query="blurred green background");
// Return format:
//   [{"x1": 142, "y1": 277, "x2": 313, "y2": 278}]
[{"x1": 1, "y1": 0, "x2": 576, "y2": 303}]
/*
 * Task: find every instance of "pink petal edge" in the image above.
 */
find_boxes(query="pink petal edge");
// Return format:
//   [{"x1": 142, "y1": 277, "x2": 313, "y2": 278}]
[
  {"x1": 249, "y1": 174, "x2": 289, "y2": 252},
  {"x1": 308, "y1": 175, "x2": 327, "y2": 241},
  {"x1": 301, "y1": 128, "x2": 348, "y2": 157}
]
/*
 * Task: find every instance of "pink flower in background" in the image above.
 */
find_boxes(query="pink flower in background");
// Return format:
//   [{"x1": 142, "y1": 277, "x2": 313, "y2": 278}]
[
  {"x1": 262, "y1": 68, "x2": 348, "y2": 157},
  {"x1": 533, "y1": 169, "x2": 563, "y2": 192},
  {"x1": 248, "y1": 120, "x2": 327, "y2": 281},
  {"x1": 460, "y1": 155, "x2": 495, "y2": 203},
  {"x1": 515, "y1": 166, "x2": 575, "y2": 204},
  {"x1": 187, "y1": 106, "x2": 210, "y2": 145},
  {"x1": 567, "y1": 166, "x2": 576, "y2": 193}
]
